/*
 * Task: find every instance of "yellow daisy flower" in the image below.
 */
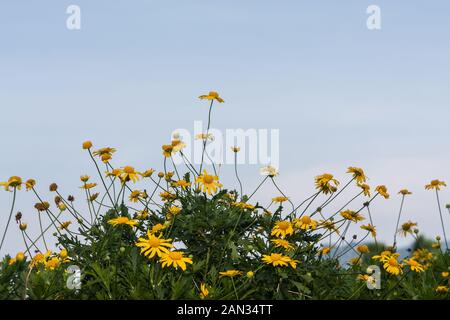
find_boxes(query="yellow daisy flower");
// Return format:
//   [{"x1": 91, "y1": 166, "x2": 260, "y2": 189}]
[
  {"x1": 271, "y1": 239, "x2": 295, "y2": 251},
  {"x1": 136, "y1": 232, "x2": 173, "y2": 258},
  {"x1": 294, "y1": 216, "x2": 318, "y2": 230},
  {"x1": 347, "y1": 167, "x2": 367, "y2": 184},
  {"x1": 107, "y1": 217, "x2": 138, "y2": 227},
  {"x1": 196, "y1": 170, "x2": 222, "y2": 195},
  {"x1": 160, "y1": 251, "x2": 193, "y2": 271},
  {"x1": 375, "y1": 185, "x2": 390, "y2": 199},
  {"x1": 219, "y1": 270, "x2": 243, "y2": 278},
  {"x1": 262, "y1": 253, "x2": 298, "y2": 269},
  {"x1": 315, "y1": 173, "x2": 339, "y2": 195},
  {"x1": 425, "y1": 179, "x2": 446, "y2": 191},
  {"x1": 271, "y1": 221, "x2": 294, "y2": 238},
  {"x1": 199, "y1": 91, "x2": 224, "y2": 103}
]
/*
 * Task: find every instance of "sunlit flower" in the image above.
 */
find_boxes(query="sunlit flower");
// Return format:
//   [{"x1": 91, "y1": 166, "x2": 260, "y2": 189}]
[
  {"x1": 196, "y1": 170, "x2": 222, "y2": 195},
  {"x1": 150, "y1": 223, "x2": 166, "y2": 234},
  {"x1": 375, "y1": 185, "x2": 389, "y2": 199},
  {"x1": 82, "y1": 141, "x2": 93, "y2": 150},
  {"x1": 168, "y1": 206, "x2": 182, "y2": 216},
  {"x1": 0, "y1": 176, "x2": 22, "y2": 191},
  {"x1": 260, "y1": 165, "x2": 279, "y2": 177},
  {"x1": 171, "y1": 139, "x2": 186, "y2": 153},
  {"x1": 381, "y1": 253, "x2": 403, "y2": 275},
  {"x1": 347, "y1": 167, "x2": 367, "y2": 184},
  {"x1": 294, "y1": 216, "x2": 318, "y2": 230},
  {"x1": 436, "y1": 286, "x2": 449, "y2": 293},
  {"x1": 442, "y1": 272, "x2": 449, "y2": 278},
  {"x1": 361, "y1": 224, "x2": 377, "y2": 237},
  {"x1": 372, "y1": 250, "x2": 393, "y2": 263},
  {"x1": 403, "y1": 258, "x2": 425, "y2": 273},
  {"x1": 106, "y1": 168, "x2": 122, "y2": 179},
  {"x1": 315, "y1": 173, "x2": 339, "y2": 195},
  {"x1": 172, "y1": 179, "x2": 191, "y2": 190},
  {"x1": 271, "y1": 221, "x2": 294, "y2": 238},
  {"x1": 340, "y1": 210, "x2": 364, "y2": 223},
  {"x1": 425, "y1": 179, "x2": 447, "y2": 191},
  {"x1": 92, "y1": 147, "x2": 116, "y2": 158},
  {"x1": 231, "y1": 202, "x2": 255, "y2": 210},
  {"x1": 44, "y1": 256, "x2": 60, "y2": 271},
  {"x1": 160, "y1": 251, "x2": 193, "y2": 271},
  {"x1": 80, "y1": 183, "x2": 97, "y2": 190},
  {"x1": 398, "y1": 221, "x2": 418, "y2": 237},
  {"x1": 219, "y1": 270, "x2": 243, "y2": 278},
  {"x1": 121, "y1": 166, "x2": 140, "y2": 183},
  {"x1": 272, "y1": 196, "x2": 289, "y2": 203},
  {"x1": 262, "y1": 253, "x2": 298, "y2": 268},
  {"x1": 318, "y1": 247, "x2": 331, "y2": 255},
  {"x1": 271, "y1": 239, "x2": 294, "y2": 251},
  {"x1": 162, "y1": 144, "x2": 174, "y2": 158},
  {"x1": 136, "y1": 232, "x2": 173, "y2": 258},
  {"x1": 107, "y1": 217, "x2": 138, "y2": 227},
  {"x1": 199, "y1": 91, "x2": 224, "y2": 103}
]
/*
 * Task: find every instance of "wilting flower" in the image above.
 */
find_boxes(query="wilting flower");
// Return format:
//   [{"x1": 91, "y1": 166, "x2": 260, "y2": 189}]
[
  {"x1": 260, "y1": 165, "x2": 279, "y2": 177},
  {"x1": 271, "y1": 221, "x2": 294, "y2": 238},
  {"x1": 271, "y1": 239, "x2": 295, "y2": 251},
  {"x1": 199, "y1": 91, "x2": 224, "y2": 103},
  {"x1": 340, "y1": 210, "x2": 365, "y2": 223},
  {"x1": 375, "y1": 185, "x2": 389, "y2": 199},
  {"x1": 425, "y1": 179, "x2": 446, "y2": 191},
  {"x1": 129, "y1": 190, "x2": 146, "y2": 203},
  {"x1": 231, "y1": 146, "x2": 240, "y2": 153},
  {"x1": 196, "y1": 170, "x2": 222, "y2": 195},
  {"x1": 107, "y1": 217, "x2": 138, "y2": 227},
  {"x1": 315, "y1": 173, "x2": 339, "y2": 195},
  {"x1": 361, "y1": 224, "x2": 377, "y2": 237},
  {"x1": 398, "y1": 221, "x2": 418, "y2": 237},
  {"x1": 357, "y1": 183, "x2": 371, "y2": 197},
  {"x1": 160, "y1": 251, "x2": 193, "y2": 271},
  {"x1": 80, "y1": 183, "x2": 97, "y2": 190},
  {"x1": 162, "y1": 144, "x2": 174, "y2": 158},
  {"x1": 160, "y1": 191, "x2": 177, "y2": 201},
  {"x1": 136, "y1": 232, "x2": 173, "y2": 258},
  {"x1": 219, "y1": 270, "x2": 243, "y2": 278},
  {"x1": 347, "y1": 167, "x2": 367, "y2": 184},
  {"x1": 262, "y1": 253, "x2": 298, "y2": 269},
  {"x1": 398, "y1": 189, "x2": 412, "y2": 196},
  {"x1": 0, "y1": 176, "x2": 22, "y2": 191},
  {"x1": 141, "y1": 169, "x2": 155, "y2": 178},
  {"x1": 92, "y1": 147, "x2": 116, "y2": 158},
  {"x1": 59, "y1": 221, "x2": 72, "y2": 230},
  {"x1": 25, "y1": 179, "x2": 36, "y2": 191},
  {"x1": 34, "y1": 201, "x2": 50, "y2": 212},
  {"x1": 294, "y1": 216, "x2": 318, "y2": 230}
]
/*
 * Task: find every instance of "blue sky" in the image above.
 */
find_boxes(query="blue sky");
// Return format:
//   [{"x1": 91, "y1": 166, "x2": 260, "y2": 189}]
[{"x1": 1, "y1": 1, "x2": 450, "y2": 256}]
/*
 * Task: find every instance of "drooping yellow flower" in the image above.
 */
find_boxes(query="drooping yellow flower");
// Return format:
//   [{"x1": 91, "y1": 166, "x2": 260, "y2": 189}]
[
  {"x1": 199, "y1": 91, "x2": 224, "y2": 103},
  {"x1": 375, "y1": 185, "x2": 390, "y2": 199},
  {"x1": 403, "y1": 258, "x2": 425, "y2": 273},
  {"x1": 357, "y1": 183, "x2": 371, "y2": 197},
  {"x1": 347, "y1": 167, "x2": 367, "y2": 184},
  {"x1": 34, "y1": 201, "x2": 50, "y2": 212},
  {"x1": 196, "y1": 170, "x2": 222, "y2": 195},
  {"x1": 136, "y1": 232, "x2": 173, "y2": 258},
  {"x1": 0, "y1": 176, "x2": 22, "y2": 191},
  {"x1": 106, "y1": 168, "x2": 122, "y2": 179},
  {"x1": 162, "y1": 144, "x2": 174, "y2": 158},
  {"x1": 272, "y1": 196, "x2": 289, "y2": 203},
  {"x1": 271, "y1": 239, "x2": 295, "y2": 251},
  {"x1": 340, "y1": 210, "x2": 365, "y2": 223},
  {"x1": 315, "y1": 173, "x2": 339, "y2": 195},
  {"x1": 80, "y1": 175, "x2": 90, "y2": 182},
  {"x1": 107, "y1": 217, "x2": 138, "y2": 227},
  {"x1": 425, "y1": 179, "x2": 446, "y2": 191},
  {"x1": 262, "y1": 253, "x2": 298, "y2": 269},
  {"x1": 135, "y1": 209, "x2": 149, "y2": 220},
  {"x1": 25, "y1": 179, "x2": 36, "y2": 191},
  {"x1": 129, "y1": 190, "x2": 145, "y2": 203},
  {"x1": 357, "y1": 245, "x2": 369, "y2": 254},
  {"x1": 294, "y1": 216, "x2": 318, "y2": 230},
  {"x1": 171, "y1": 139, "x2": 186, "y2": 153},
  {"x1": 319, "y1": 220, "x2": 340, "y2": 234},
  {"x1": 121, "y1": 166, "x2": 140, "y2": 183},
  {"x1": 271, "y1": 221, "x2": 294, "y2": 238},
  {"x1": 199, "y1": 283, "x2": 209, "y2": 299},
  {"x1": 59, "y1": 221, "x2": 72, "y2": 230},
  {"x1": 398, "y1": 221, "x2": 418, "y2": 237},
  {"x1": 172, "y1": 179, "x2": 191, "y2": 190},
  {"x1": 361, "y1": 224, "x2": 377, "y2": 237},
  {"x1": 219, "y1": 270, "x2": 243, "y2": 278},
  {"x1": 159, "y1": 251, "x2": 193, "y2": 271},
  {"x1": 398, "y1": 189, "x2": 412, "y2": 196}
]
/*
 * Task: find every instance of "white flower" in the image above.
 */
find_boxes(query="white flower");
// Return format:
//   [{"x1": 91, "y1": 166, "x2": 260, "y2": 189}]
[{"x1": 260, "y1": 165, "x2": 279, "y2": 177}]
